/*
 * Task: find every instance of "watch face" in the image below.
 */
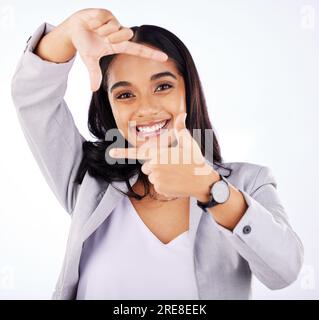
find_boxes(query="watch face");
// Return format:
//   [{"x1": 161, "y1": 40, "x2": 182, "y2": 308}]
[{"x1": 212, "y1": 180, "x2": 230, "y2": 203}]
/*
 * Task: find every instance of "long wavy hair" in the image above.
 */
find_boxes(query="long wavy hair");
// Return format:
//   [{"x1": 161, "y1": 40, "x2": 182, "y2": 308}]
[{"x1": 74, "y1": 24, "x2": 232, "y2": 199}]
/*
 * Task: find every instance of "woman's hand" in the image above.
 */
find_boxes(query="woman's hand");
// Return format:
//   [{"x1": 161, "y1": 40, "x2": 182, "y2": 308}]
[
  {"x1": 110, "y1": 114, "x2": 248, "y2": 231},
  {"x1": 35, "y1": 8, "x2": 168, "y2": 92},
  {"x1": 109, "y1": 113, "x2": 220, "y2": 201}
]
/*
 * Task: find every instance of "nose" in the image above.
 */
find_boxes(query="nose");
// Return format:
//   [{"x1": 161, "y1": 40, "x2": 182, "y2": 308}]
[
  {"x1": 135, "y1": 107, "x2": 161, "y2": 119},
  {"x1": 135, "y1": 96, "x2": 162, "y2": 118}
]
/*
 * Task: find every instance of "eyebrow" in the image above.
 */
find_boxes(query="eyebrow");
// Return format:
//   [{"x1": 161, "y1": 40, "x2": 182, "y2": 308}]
[{"x1": 109, "y1": 71, "x2": 177, "y2": 93}]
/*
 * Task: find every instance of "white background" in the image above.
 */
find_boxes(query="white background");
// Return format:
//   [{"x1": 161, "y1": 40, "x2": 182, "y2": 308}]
[{"x1": 0, "y1": 0, "x2": 318, "y2": 299}]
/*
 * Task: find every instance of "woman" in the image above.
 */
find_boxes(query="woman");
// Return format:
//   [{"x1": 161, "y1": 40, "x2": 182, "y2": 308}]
[{"x1": 11, "y1": 8, "x2": 304, "y2": 300}]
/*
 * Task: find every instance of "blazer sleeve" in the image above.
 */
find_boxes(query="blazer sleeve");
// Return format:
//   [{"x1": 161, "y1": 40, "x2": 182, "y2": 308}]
[
  {"x1": 11, "y1": 22, "x2": 86, "y2": 216},
  {"x1": 211, "y1": 165, "x2": 304, "y2": 290}
]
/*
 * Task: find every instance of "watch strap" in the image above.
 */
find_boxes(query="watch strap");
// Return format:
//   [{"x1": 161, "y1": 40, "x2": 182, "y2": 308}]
[{"x1": 196, "y1": 174, "x2": 229, "y2": 212}]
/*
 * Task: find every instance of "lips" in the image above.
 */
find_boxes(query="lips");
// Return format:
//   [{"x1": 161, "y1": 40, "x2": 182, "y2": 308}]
[
  {"x1": 137, "y1": 119, "x2": 167, "y2": 132},
  {"x1": 131, "y1": 118, "x2": 171, "y2": 137}
]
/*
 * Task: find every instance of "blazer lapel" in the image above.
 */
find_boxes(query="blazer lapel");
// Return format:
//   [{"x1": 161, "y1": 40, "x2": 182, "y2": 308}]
[{"x1": 81, "y1": 174, "x2": 139, "y2": 243}]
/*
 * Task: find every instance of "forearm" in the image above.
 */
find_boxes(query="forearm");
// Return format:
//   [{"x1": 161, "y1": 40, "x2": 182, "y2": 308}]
[
  {"x1": 34, "y1": 18, "x2": 76, "y2": 63},
  {"x1": 195, "y1": 165, "x2": 303, "y2": 288}
]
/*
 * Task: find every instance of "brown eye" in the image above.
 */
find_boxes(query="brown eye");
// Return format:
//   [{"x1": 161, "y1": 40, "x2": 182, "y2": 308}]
[
  {"x1": 155, "y1": 83, "x2": 173, "y2": 92},
  {"x1": 116, "y1": 92, "x2": 135, "y2": 100}
]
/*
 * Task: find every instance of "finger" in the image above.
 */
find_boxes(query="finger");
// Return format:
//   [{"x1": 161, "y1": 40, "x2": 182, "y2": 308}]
[
  {"x1": 173, "y1": 112, "x2": 188, "y2": 146},
  {"x1": 95, "y1": 18, "x2": 121, "y2": 37},
  {"x1": 148, "y1": 172, "x2": 156, "y2": 185},
  {"x1": 82, "y1": 55, "x2": 102, "y2": 92},
  {"x1": 140, "y1": 143, "x2": 175, "y2": 165},
  {"x1": 110, "y1": 41, "x2": 168, "y2": 62},
  {"x1": 130, "y1": 129, "x2": 174, "y2": 165},
  {"x1": 141, "y1": 161, "x2": 152, "y2": 175},
  {"x1": 174, "y1": 112, "x2": 187, "y2": 132},
  {"x1": 83, "y1": 9, "x2": 114, "y2": 29},
  {"x1": 109, "y1": 147, "x2": 154, "y2": 160},
  {"x1": 107, "y1": 28, "x2": 134, "y2": 44}
]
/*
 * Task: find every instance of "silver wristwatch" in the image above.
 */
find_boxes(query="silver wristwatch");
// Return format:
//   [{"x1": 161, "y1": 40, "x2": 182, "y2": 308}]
[{"x1": 197, "y1": 174, "x2": 230, "y2": 212}]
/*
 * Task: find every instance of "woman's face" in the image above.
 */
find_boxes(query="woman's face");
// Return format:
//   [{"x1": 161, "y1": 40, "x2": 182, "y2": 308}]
[{"x1": 106, "y1": 47, "x2": 186, "y2": 148}]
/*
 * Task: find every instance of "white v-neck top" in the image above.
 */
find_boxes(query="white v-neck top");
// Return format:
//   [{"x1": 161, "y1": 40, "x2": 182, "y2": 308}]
[{"x1": 76, "y1": 195, "x2": 199, "y2": 300}]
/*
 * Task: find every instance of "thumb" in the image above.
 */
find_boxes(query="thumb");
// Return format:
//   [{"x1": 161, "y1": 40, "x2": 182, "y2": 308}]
[
  {"x1": 173, "y1": 112, "x2": 188, "y2": 146},
  {"x1": 83, "y1": 55, "x2": 102, "y2": 92},
  {"x1": 174, "y1": 112, "x2": 187, "y2": 132}
]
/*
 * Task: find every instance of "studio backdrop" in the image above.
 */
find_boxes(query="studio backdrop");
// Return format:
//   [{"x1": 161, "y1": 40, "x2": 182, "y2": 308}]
[{"x1": 0, "y1": 0, "x2": 318, "y2": 299}]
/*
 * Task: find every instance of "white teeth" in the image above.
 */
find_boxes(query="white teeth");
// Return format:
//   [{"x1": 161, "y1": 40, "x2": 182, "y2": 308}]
[{"x1": 136, "y1": 120, "x2": 167, "y2": 133}]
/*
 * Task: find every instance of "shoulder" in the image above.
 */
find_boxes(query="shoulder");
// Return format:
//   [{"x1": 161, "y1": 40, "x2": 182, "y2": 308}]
[{"x1": 213, "y1": 161, "x2": 277, "y2": 194}]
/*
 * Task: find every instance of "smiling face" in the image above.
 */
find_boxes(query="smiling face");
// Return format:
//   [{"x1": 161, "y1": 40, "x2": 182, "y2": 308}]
[{"x1": 106, "y1": 47, "x2": 186, "y2": 148}]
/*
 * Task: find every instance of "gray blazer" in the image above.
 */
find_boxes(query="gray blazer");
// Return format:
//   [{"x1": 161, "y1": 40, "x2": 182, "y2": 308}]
[{"x1": 11, "y1": 22, "x2": 304, "y2": 300}]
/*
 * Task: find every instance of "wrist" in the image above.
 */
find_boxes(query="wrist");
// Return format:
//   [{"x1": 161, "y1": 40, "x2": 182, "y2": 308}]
[
  {"x1": 34, "y1": 21, "x2": 76, "y2": 63},
  {"x1": 194, "y1": 168, "x2": 220, "y2": 203},
  {"x1": 58, "y1": 17, "x2": 77, "y2": 53}
]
